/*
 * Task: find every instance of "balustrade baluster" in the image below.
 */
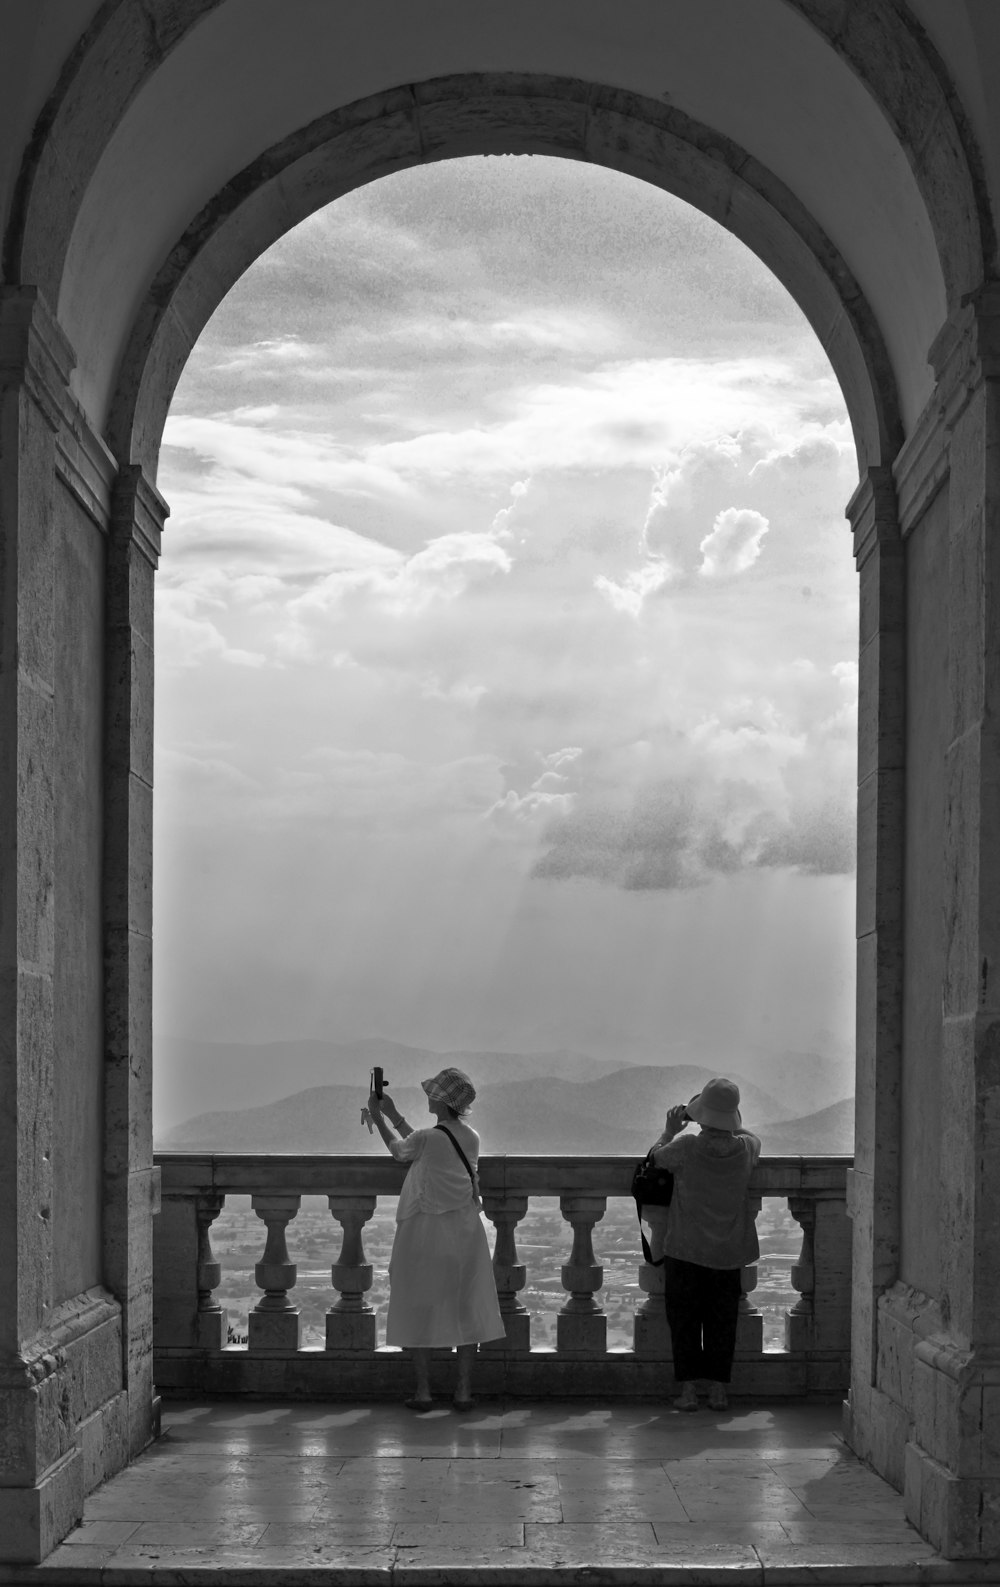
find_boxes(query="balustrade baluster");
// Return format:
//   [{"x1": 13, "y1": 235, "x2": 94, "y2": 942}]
[
  {"x1": 194, "y1": 1194, "x2": 227, "y2": 1349},
  {"x1": 786, "y1": 1194, "x2": 816, "y2": 1352},
  {"x1": 557, "y1": 1195, "x2": 607, "y2": 1354},
  {"x1": 326, "y1": 1195, "x2": 377, "y2": 1352},
  {"x1": 634, "y1": 1207, "x2": 670, "y2": 1357},
  {"x1": 249, "y1": 1193, "x2": 302, "y2": 1353},
  {"x1": 736, "y1": 1193, "x2": 764, "y2": 1354},
  {"x1": 482, "y1": 1193, "x2": 530, "y2": 1352}
]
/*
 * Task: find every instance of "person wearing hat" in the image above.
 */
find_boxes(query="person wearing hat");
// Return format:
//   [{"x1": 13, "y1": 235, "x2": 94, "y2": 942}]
[
  {"x1": 647, "y1": 1077, "x2": 761, "y2": 1413},
  {"x1": 366, "y1": 1066, "x2": 504, "y2": 1411}
]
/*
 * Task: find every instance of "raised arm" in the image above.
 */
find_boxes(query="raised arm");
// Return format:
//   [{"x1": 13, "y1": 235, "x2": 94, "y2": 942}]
[{"x1": 367, "y1": 1088, "x2": 414, "y2": 1150}]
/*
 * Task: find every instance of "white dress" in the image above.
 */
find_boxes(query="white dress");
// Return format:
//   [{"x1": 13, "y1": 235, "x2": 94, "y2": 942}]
[{"x1": 385, "y1": 1123, "x2": 505, "y2": 1348}]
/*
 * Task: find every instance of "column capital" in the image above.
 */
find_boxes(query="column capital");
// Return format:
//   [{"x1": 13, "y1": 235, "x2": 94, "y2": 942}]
[
  {"x1": 846, "y1": 465, "x2": 900, "y2": 569},
  {"x1": 0, "y1": 287, "x2": 75, "y2": 431},
  {"x1": 111, "y1": 463, "x2": 168, "y2": 569}
]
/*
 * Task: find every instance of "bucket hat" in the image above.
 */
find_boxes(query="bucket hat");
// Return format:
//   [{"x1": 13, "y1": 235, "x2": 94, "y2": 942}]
[
  {"x1": 687, "y1": 1077, "x2": 742, "y2": 1132},
  {"x1": 422, "y1": 1067, "x2": 476, "y2": 1113}
]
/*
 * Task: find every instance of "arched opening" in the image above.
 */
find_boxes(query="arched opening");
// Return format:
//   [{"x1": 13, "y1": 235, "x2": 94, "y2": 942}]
[
  {"x1": 6, "y1": 7, "x2": 998, "y2": 1559},
  {"x1": 152, "y1": 152, "x2": 860, "y2": 1348}
]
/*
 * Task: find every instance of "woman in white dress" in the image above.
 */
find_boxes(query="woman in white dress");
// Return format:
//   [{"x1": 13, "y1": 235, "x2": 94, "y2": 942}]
[{"x1": 366, "y1": 1067, "x2": 505, "y2": 1410}]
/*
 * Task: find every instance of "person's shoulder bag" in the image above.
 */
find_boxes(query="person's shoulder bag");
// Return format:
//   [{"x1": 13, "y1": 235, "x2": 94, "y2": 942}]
[{"x1": 631, "y1": 1149, "x2": 674, "y2": 1266}]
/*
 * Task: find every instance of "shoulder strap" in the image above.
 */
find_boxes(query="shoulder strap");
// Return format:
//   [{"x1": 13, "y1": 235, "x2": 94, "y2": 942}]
[
  {"x1": 634, "y1": 1149, "x2": 666, "y2": 1267},
  {"x1": 435, "y1": 1124, "x2": 478, "y2": 1190}
]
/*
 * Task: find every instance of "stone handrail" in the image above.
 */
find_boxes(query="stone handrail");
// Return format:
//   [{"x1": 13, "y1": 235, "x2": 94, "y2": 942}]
[{"x1": 153, "y1": 1153, "x2": 852, "y2": 1401}]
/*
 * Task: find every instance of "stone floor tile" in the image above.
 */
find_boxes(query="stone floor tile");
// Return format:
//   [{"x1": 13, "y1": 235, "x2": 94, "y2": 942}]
[
  {"x1": 559, "y1": 1493, "x2": 689, "y2": 1524},
  {"x1": 655, "y1": 1521, "x2": 790, "y2": 1543},
  {"x1": 778, "y1": 1519, "x2": 920, "y2": 1542},
  {"x1": 257, "y1": 1520, "x2": 395, "y2": 1546},
  {"x1": 394, "y1": 1521, "x2": 525, "y2": 1549},
  {"x1": 753, "y1": 1540, "x2": 942, "y2": 1582},
  {"x1": 62, "y1": 1520, "x2": 142, "y2": 1546},
  {"x1": 127, "y1": 1519, "x2": 270, "y2": 1547},
  {"x1": 523, "y1": 1521, "x2": 661, "y2": 1555},
  {"x1": 27, "y1": 1542, "x2": 114, "y2": 1571}
]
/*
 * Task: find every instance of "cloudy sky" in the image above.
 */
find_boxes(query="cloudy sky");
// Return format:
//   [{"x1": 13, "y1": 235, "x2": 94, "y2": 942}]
[{"x1": 153, "y1": 155, "x2": 859, "y2": 1066}]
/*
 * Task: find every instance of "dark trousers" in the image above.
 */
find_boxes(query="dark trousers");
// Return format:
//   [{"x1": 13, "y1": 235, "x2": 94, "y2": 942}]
[{"x1": 663, "y1": 1256, "x2": 742, "y2": 1383}]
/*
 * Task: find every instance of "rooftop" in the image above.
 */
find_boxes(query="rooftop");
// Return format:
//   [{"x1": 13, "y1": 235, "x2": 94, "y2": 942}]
[{"x1": 3, "y1": 1399, "x2": 998, "y2": 1585}]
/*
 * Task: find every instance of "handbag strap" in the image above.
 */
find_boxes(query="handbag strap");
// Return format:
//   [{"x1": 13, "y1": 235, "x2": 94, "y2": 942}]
[
  {"x1": 435, "y1": 1124, "x2": 480, "y2": 1197},
  {"x1": 635, "y1": 1149, "x2": 666, "y2": 1267}
]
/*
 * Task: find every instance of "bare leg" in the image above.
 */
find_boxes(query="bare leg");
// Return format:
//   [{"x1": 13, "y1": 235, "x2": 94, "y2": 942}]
[
  {"x1": 454, "y1": 1343, "x2": 477, "y2": 1402},
  {"x1": 411, "y1": 1348, "x2": 432, "y2": 1402}
]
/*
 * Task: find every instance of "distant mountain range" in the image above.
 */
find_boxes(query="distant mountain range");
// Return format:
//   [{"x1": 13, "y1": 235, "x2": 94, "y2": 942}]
[
  {"x1": 154, "y1": 1034, "x2": 856, "y2": 1138},
  {"x1": 156, "y1": 1049, "x2": 855, "y2": 1156}
]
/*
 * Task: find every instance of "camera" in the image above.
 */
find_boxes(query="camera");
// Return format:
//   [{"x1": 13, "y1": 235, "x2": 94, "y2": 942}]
[{"x1": 371, "y1": 1066, "x2": 386, "y2": 1100}]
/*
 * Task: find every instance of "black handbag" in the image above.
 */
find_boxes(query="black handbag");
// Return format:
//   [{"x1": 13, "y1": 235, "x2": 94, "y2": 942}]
[{"x1": 631, "y1": 1149, "x2": 674, "y2": 1266}]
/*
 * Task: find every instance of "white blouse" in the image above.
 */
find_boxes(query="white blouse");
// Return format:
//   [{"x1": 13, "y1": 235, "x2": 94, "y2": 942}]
[{"x1": 389, "y1": 1125, "x2": 480, "y2": 1221}]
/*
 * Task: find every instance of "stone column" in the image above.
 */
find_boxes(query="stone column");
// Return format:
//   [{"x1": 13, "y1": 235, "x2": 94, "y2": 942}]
[
  {"x1": 104, "y1": 463, "x2": 165, "y2": 1458},
  {"x1": 900, "y1": 287, "x2": 1000, "y2": 1557},
  {"x1": 249, "y1": 1194, "x2": 301, "y2": 1352},
  {"x1": 0, "y1": 288, "x2": 85, "y2": 1561},
  {"x1": 786, "y1": 1195, "x2": 817, "y2": 1354},
  {"x1": 843, "y1": 464, "x2": 906, "y2": 1474},
  {"x1": 736, "y1": 1195, "x2": 764, "y2": 1356},
  {"x1": 194, "y1": 1196, "x2": 227, "y2": 1350},
  {"x1": 481, "y1": 1193, "x2": 530, "y2": 1352},
  {"x1": 557, "y1": 1195, "x2": 606, "y2": 1355},
  {"x1": 326, "y1": 1195, "x2": 376, "y2": 1352}
]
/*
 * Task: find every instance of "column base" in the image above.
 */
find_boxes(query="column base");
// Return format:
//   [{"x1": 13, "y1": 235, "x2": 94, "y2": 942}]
[
  {"x1": 325, "y1": 1309, "x2": 377, "y2": 1352},
  {"x1": 0, "y1": 1450, "x2": 83, "y2": 1565},
  {"x1": 905, "y1": 1439, "x2": 1000, "y2": 1558},
  {"x1": 248, "y1": 1307, "x2": 301, "y2": 1353},
  {"x1": 480, "y1": 1312, "x2": 531, "y2": 1353},
  {"x1": 556, "y1": 1313, "x2": 607, "y2": 1354}
]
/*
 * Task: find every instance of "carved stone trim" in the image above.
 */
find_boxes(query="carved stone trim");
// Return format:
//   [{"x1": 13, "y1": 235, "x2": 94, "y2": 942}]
[
  {"x1": 110, "y1": 462, "x2": 168, "y2": 567},
  {"x1": 0, "y1": 1287, "x2": 121, "y2": 1391},
  {"x1": 847, "y1": 465, "x2": 900, "y2": 568},
  {"x1": 55, "y1": 407, "x2": 117, "y2": 532},
  {"x1": 0, "y1": 287, "x2": 75, "y2": 433}
]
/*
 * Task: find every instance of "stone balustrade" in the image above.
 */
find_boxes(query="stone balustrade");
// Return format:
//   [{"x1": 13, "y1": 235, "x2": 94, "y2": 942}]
[{"x1": 153, "y1": 1154, "x2": 851, "y2": 1401}]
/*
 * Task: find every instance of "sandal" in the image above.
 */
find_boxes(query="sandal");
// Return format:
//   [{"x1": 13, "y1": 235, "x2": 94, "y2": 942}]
[{"x1": 403, "y1": 1396, "x2": 434, "y2": 1412}]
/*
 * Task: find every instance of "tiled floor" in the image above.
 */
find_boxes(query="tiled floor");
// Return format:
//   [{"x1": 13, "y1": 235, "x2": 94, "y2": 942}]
[{"x1": 4, "y1": 1399, "x2": 999, "y2": 1583}]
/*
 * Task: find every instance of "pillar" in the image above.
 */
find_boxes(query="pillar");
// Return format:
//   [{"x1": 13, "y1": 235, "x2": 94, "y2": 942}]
[
  {"x1": 843, "y1": 463, "x2": 906, "y2": 1477},
  {"x1": 105, "y1": 462, "x2": 165, "y2": 1457},
  {"x1": 899, "y1": 286, "x2": 1000, "y2": 1557},
  {"x1": 0, "y1": 288, "x2": 141, "y2": 1562}
]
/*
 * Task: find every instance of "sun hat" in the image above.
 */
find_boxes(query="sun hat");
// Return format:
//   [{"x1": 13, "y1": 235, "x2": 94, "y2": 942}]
[
  {"x1": 421, "y1": 1067, "x2": 476, "y2": 1114},
  {"x1": 687, "y1": 1078, "x2": 742, "y2": 1132}
]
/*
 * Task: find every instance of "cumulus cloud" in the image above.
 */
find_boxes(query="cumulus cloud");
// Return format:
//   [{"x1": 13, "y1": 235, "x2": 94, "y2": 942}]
[
  {"x1": 698, "y1": 507, "x2": 770, "y2": 577},
  {"x1": 594, "y1": 558, "x2": 672, "y2": 617}
]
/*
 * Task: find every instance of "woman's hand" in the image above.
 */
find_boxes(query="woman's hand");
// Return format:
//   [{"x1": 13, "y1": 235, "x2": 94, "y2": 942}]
[
  {"x1": 663, "y1": 1104, "x2": 690, "y2": 1140},
  {"x1": 367, "y1": 1090, "x2": 383, "y2": 1117}
]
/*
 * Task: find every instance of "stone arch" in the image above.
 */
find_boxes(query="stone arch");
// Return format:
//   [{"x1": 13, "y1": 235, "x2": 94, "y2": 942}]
[
  {"x1": 5, "y1": 0, "x2": 989, "y2": 455},
  {"x1": 108, "y1": 73, "x2": 900, "y2": 480}
]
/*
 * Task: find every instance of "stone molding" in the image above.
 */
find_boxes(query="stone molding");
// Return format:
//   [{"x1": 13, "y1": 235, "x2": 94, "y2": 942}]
[
  {"x1": 110, "y1": 461, "x2": 167, "y2": 568},
  {"x1": 894, "y1": 285, "x2": 1000, "y2": 536},
  {"x1": 54, "y1": 410, "x2": 116, "y2": 533},
  {"x1": 0, "y1": 286, "x2": 74, "y2": 432},
  {"x1": 0, "y1": 286, "x2": 117, "y2": 532},
  {"x1": 847, "y1": 464, "x2": 900, "y2": 566},
  {"x1": 0, "y1": 1288, "x2": 121, "y2": 1393}
]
